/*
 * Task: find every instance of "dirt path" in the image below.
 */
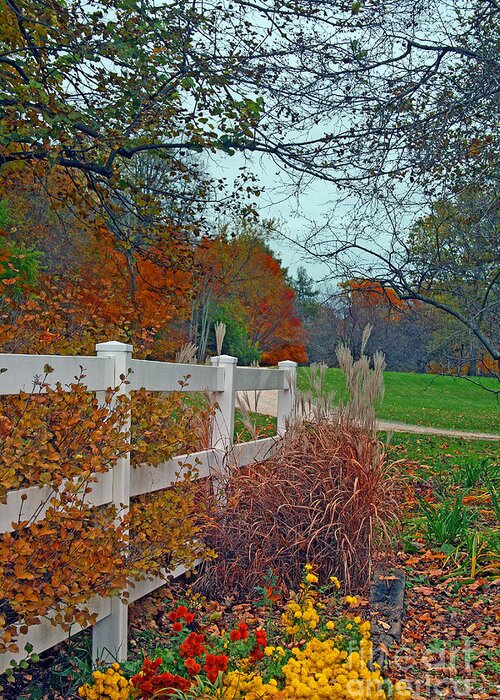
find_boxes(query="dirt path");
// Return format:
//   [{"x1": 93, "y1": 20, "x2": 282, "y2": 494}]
[
  {"x1": 237, "y1": 390, "x2": 500, "y2": 441},
  {"x1": 375, "y1": 419, "x2": 499, "y2": 441}
]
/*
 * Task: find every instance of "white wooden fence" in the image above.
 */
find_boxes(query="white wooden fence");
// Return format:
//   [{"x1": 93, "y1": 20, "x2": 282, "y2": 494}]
[{"x1": 0, "y1": 341, "x2": 297, "y2": 672}]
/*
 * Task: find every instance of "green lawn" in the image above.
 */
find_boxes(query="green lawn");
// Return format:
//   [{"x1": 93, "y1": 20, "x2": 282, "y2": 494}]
[
  {"x1": 384, "y1": 432, "x2": 500, "y2": 466},
  {"x1": 298, "y1": 367, "x2": 500, "y2": 434},
  {"x1": 387, "y1": 432, "x2": 499, "y2": 579},
  {"x1": 234, "y1": 410, "x2": 277, "y2": 442}
]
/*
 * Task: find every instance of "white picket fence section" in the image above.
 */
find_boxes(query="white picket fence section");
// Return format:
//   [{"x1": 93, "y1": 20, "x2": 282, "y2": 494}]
[{"x1": 0, "y1": 341, "x2": 297, "y2": 673}]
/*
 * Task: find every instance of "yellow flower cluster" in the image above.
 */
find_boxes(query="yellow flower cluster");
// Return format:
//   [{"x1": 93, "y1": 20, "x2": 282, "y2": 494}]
[
  {"x1": 279, "y1": 638, "x2": 406, "y2": 700},
  {"x1": 223, "y1": 567, "x2": 411, "y2": 700},
  {"x1": 264, "y1": 646, "x2": 287, "y2": 658},
  {"x1": 223, "y1": 670, "x2": 279, "y2": 699},
  {"x1": 222, "y1": 634, "x2": 411, "y2": 700},
  {"x1": 78, "y1": 663, "x2": 132, "y2": 700},
  {"x1": 352, "y1": 617, "x2": 373, "y2": 664},
  {"x1": 282, "y1": 596, "x2": 320, "y2": 636},
  {"x1": 282, "y1": 567, "x2": 321, "y2": 637}
]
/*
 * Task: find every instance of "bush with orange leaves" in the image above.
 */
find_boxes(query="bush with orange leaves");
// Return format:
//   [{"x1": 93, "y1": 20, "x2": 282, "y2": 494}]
[{"x1": 0, "y1": 376, "x2": 214, "y2": 654}]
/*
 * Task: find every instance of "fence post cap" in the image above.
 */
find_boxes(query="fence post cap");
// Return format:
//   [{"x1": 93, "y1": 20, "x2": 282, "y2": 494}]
[
  {"x1": 96, "y1": 341, "x2": 133, "y2": 353},
  {"x1": 211, "y1": 354, "x2": 238, "y2": 365},
  {"x1": 278, "y1": 360, "x2": 298, "y2": 368}
]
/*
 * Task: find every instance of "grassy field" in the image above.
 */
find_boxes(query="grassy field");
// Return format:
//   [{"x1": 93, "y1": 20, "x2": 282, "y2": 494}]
[
  {"x1": 385, "y1": 432, "x2": 500, "y2": 465},
  {"x1": 298, "y1": 367, "x2": 500, "y2": 434},
  {"x1": 387, "y1": 431, "x2": 499, "y2": 579}
]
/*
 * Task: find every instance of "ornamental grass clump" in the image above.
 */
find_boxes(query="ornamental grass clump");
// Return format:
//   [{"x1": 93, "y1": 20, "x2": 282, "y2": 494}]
[
  {"x1": 196, "y1": 329, "x2": 397, "y2": 597},
  {"x1": 78, "y1": 566, "x2": 411, "y2": 700},
  {"x1": 196, "y1": 416, "x2": 399, "y2": 597}
]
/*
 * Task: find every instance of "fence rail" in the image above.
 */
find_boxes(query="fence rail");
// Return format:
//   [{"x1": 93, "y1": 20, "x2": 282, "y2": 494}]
[{"x1": 0, "y1": 342, "x2": 296, "y2": 673}]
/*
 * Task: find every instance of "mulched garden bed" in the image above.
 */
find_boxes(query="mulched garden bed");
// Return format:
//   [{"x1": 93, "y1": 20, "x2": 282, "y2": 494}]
[{"x1": 2, "y1": 552, "x2": 498, "y2": 700}]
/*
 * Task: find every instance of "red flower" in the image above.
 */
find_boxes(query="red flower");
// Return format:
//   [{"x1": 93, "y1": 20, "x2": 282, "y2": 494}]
[
  {"x1": 249, "y1": 647, "x2": 265, "y2": 662},
  {"x1": 131, "y1": 657, "x2": 191, "y2": 699},
  {"x1": 204, "y1": 653, "x2": 229, "y2": 683},
  {"x1": 248, "y1": 629, "x2": 267, "y2": 663},
  {"x1": 184, "y1": 657, "x2": 202, "y2": 676},
  {"x1": 168, "y1": 605, "x2": 194, "y2": 624},
  {"x1": 230, "y1": 621, "x2": 248, "y2": 642},
  {"x1": 172, "y1": 621, "x2": 183, "y2": 632},
  {"x1": 255, "y1": 629, "x2": 267, "y2": 647},
  {"x1": 180, "y1": 632, "x2": 206, "y2": 658}
]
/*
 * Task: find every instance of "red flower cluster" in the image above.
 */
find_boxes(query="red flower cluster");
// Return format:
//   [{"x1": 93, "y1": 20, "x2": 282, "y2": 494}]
[
  {"x1": 184, "y1": 657, "x2": 202, "y2": 676},
  {"x1": 204, "y1": 653, "x2": 229, "y2": 683},
  {"x1": 180, "y1": 632, "x2": 206, "y2": 659},
  {"x1": 132, "y1": 608, "x2": 265, "y2": 693},
  {"x1": 131, "y1": 657, "x2": 191, "y2": 699},
  {"x1": 255, "y1": 629, "x2": 267, "y2": 647},
  {"x1": 249, "y1": 628, "x2": 267, "y2": 662},
  {"x1": 230, "y1": 621, "x2": 249, "y2": 641},
  {"x1": 168, "y1": 604, "x2": 195, "y2": 630}
]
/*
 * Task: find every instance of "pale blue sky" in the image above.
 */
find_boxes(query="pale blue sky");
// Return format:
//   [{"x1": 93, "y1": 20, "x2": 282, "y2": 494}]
[{"x1": 209, "y1": 150, "x2": 338, "y2": 283}]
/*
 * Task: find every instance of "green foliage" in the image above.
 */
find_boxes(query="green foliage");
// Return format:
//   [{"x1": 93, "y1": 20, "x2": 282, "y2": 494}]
[
  {"x1": 451, "y1": 458, "x2": 491, "y2": 489},
  {"x1": 212, "y1": 303, "x2": 261, "y2": 365},
  {"x1": 389, "y1": 433, "x2": 499, "y2": 578},
  {"x1": 292, "y1": 266, "x2": 319, "y2": 324},
  {"x1": 0, "y1": 241, "x2": 42, "y2": 297},
  {"x1": 0, "y1": 199, "x2": 9, "y2": 228},
  {"x1": 418, "y1": 496, "x2": 469, "y2": 546},
  {"x1": 0, "y1": 199, "x2": 42, "y2": 296},
  {"x1": 485, "y1": 477, "x2": 500, "y2": 524}
]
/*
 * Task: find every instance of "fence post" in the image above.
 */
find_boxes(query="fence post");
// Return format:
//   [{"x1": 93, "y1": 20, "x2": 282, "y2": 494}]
[
  {"x1": 210, "y1": 354, "x2": 237, "y2": 452},
  {"x1": 210, "y1": 355, "x2": 237, "y2": 495},
  {"x1": 92, "y1": 341, "x2": 133, "y2": 664},
  {"x1": 277, "y1": 360, "x2": 297, "y2": 435}
]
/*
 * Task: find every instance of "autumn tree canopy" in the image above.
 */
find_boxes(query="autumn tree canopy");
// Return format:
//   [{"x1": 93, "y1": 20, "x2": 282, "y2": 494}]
[
  {"x1": 0, "y1": 169, "x2": 194, "y2": 357},
  {"x1": 2, "y1": 0, "x2": 497, "y2": 242},
  {"x1": 192, "y1": 223, "x2": 307, "y2": 364},
  {"x1": 1, "y1": 0, "x2": 498, "y2": 368},
  {"x1": 1, "y1": 172, "x2": 306, "y2": 363}
]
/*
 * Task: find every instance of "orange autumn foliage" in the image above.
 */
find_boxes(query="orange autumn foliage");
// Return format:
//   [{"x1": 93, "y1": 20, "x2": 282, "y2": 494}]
[
  {"x1": 346, "y1": 280, "x2": 407, "y2": 317},
  {"x1": 429, "y1": 355, "x2": 499, "y2": 376},
  {"x1": 196, "y1": 235, "x2": 307, "y2": 363},
  {"x1": 0, "y1": 167, "x2": 193, "y2": 358},
  {"x1": 67, "y1": 228, "x2": 193, "y2": 357},
  {"x1": 261, "y1": 344, "x2": 308, "y2": 365},
  {"x1": 477, "y1": 354, "x2": 499, "y2": 376}
]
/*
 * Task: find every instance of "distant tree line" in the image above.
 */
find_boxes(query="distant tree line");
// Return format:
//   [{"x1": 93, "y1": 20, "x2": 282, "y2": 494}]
[{"x1": 292, "y1": 267, "x2": 498, "y2": 377}]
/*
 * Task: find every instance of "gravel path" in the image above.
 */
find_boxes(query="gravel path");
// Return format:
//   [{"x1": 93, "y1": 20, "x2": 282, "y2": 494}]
[{"x1": 237, "y1": 390, "x2": 500, "y2": 441}]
